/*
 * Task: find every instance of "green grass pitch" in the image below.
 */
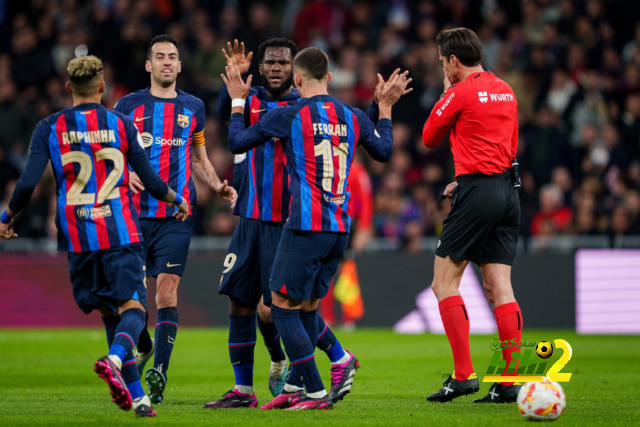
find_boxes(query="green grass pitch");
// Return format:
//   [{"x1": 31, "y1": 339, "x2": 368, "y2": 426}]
[{"x1": 1, "y1": 328, "x2": 638, "y2": 426}]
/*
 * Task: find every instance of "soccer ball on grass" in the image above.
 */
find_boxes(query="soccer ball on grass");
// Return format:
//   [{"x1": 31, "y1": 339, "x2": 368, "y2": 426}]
[{"x1": 517, "y1": 380, "x2": 566, "y2": 421}]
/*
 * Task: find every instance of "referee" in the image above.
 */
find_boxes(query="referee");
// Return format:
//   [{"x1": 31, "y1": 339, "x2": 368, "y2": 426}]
[{"x1": 422, "y1": 28, "x2": 523, "y2": 404}]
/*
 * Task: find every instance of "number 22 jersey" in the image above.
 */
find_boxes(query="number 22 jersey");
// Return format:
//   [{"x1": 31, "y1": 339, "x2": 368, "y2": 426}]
[{"x1": 10, "y1": 103, "x2": 169, "y2": 252}]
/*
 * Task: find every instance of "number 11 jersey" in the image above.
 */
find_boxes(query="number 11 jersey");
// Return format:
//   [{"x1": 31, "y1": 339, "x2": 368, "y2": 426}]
[{"x1": 228, "y1": 94, "x2": 393, "y2": 233}]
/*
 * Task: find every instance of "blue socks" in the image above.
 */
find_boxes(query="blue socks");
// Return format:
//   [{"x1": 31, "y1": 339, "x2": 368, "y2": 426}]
[
  {"x1": 300, "y1": 309, "x2": 320, "y2": 348},
  {"x1": 271, "y1": 305, "x2": 325, "y2": 394},
  {"x1": 137, "y1": 311, "x2": 153, "y2": 353},
  {"x1": 109, "y1": 308, "x2": 145, "y2": 363},
  {"x1": 317, "y1": 313, "x2": 347, "y2": 363},
  {"x1": 154, "y1": 307, "x2": 178, "y2": 380},
  {"x1": 257, "y1": 315, "x2": 286, "y2": 362},
  {"x1": 121, "y1": 349, "x2": 145, "y2": 400},
  {"x1": 229, "y1": 314, "x2": 256, "y2": 389},
  {"x1": 101, "y1": 315, "x2": 120, "y2": 348}
]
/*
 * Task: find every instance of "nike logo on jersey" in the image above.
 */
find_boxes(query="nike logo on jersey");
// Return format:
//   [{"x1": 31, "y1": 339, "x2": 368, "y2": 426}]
[
  {"x1": 252, "y1": 108, "x2": 267, "y2": 113},
  {"x1": 135, "y1": 116, "x2": 150, "y2": 122},
  {"x1": 167, "y1": 262, "x2": 182, "y2": 267}
]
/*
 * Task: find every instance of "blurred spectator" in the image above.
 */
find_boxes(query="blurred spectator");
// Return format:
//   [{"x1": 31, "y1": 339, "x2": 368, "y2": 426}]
[
  {"x1": 0, "y1": 0, "x2": 638, "y2": 243},
  {"x1": 531, "y1": 184, "x2": 573, "y2": 236}
]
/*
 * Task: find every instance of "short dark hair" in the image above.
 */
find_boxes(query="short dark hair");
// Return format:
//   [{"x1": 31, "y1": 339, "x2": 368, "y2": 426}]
[
  {"x1": 293, "y1": 47, "x2": 329, "y2": 80},
  {"x1": 258, "y1": 38, "x2": 299, "y2": 63},
  {"x1": 147, "y1": 34, "x2": 179, "y2": 60},
  {"x1": 436, "y1": 28, "x2": 483, "y2": 67}
]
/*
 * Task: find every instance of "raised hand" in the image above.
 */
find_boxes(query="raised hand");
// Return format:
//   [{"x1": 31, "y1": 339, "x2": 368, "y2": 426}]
[
  {"x1": 222, "y1": 39, "x2": 253, "y2": 75},
  {"x1": 377, "y1": 69, "x2": 413, "y2": 108},
  {"x1": 221, "y1": 65, "x2": 253, "y2": 101}
]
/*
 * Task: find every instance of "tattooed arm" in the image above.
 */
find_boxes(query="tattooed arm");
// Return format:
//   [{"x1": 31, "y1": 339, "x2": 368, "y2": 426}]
[{"x1": 192, "y1": 144, "x2": 237, "y2": 208}]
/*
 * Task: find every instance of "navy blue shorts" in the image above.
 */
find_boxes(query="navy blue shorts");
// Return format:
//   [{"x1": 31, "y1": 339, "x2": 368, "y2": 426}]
[
  {"x1": 140, "y1": 217, "x2": 194, "y2": 277},
  {"x1": 68, "y1": 243, "x2": 147, "y2": 314},
  {"x1": 219, "y1": 217, "x2": 284, "y2": 307},
  {"x1": 269, "y1": 228, "x2": 349, "y2": 302}
]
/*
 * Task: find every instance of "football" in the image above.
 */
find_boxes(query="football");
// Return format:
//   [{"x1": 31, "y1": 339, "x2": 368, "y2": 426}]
[
  {"x1": 536, "y1": 341, "x2": 554, "y2": 359},
  {"x1": 517, "y1": 380, "x2": 566, "y2": 422}
]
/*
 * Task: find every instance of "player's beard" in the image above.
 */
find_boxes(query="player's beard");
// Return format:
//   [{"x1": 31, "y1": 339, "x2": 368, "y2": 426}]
[{"x1": 262, "y1": 73, "x2": 293, "y2": 97}]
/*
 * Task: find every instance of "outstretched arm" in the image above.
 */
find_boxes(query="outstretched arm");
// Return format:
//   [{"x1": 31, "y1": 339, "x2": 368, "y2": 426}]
[
  {"x1": 192, "y1": 144, "x2": 237, "y2": 207},
  {"x1": 2, "y1": 125, "x2": 50, "y2": 239}
]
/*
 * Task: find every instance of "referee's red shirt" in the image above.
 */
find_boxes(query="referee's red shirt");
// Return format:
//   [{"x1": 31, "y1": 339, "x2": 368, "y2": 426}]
[{"x1": 422, "y1": 71, "x2": 518, "y2": 177}]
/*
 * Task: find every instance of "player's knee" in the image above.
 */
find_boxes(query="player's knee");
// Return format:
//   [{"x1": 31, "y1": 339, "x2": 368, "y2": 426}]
[
  {"x1": 229, "y1": 297, "x2": 255, "y2": 316},
  {"x1": 257, "y1": 302, "x2": 272, "y2": 322}
]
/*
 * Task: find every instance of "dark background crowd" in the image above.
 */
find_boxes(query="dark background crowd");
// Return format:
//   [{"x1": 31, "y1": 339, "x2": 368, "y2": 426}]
[{"x1": 1, "y1": 0, "x2": 640, "y2": 251}]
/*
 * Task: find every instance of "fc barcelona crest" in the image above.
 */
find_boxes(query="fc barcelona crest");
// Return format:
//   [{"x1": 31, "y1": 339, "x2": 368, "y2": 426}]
[{"x1": 177, "y1": 114, "x2": 190, "y2": 128}]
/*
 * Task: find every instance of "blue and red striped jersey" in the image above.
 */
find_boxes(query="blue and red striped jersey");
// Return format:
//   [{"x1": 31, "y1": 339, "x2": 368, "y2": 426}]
[
  {"x1": 114, "y1": 88, "x2": 206, "y2": 218},
  {"x1": 18, "y1": 104, "x2": 149, "y2": 252},
  {"x1": 228, "y1": 94, "x2": 393, "y2": 233},
  {"x1": 219, "y1": 85, "x2": 300, "y2": 222}
]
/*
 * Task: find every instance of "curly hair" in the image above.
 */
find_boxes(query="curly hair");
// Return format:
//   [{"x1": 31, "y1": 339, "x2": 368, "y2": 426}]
[
  {"x1": 258, "y1": 38, "x2": 298, "y2": 63},
  {"x1": 67, "y1": 55, "x2": 103, "y2": 96}
]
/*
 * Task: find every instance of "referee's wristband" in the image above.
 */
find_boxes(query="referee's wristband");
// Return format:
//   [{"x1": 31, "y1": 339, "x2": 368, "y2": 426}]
[
  {"x1": 1, "y1": 210, "x2": 12, "y2": 224},
  {"x1": 174, "y1": 194, "x2": 184, "y2": 206},
  {"x1": 231, "y1": 98, "x2": 246, "y2": 108}
]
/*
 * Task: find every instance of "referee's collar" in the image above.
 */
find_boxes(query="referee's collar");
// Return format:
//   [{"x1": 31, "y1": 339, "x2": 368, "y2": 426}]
[{"x1": 470, "y1": 70, "x2": 491, "y2": 79}]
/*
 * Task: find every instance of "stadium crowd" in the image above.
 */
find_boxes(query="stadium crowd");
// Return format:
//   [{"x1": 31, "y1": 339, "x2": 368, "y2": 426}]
[{"x1": 1, "y1": 0, "x2": 639, "y2": 251}]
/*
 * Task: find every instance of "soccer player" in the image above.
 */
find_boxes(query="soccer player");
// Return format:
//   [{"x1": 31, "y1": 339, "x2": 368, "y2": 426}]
[
  {"x1": 0, "y1": 55, "x2": 189, "y2": 417},
  {"x1": 207, "y1": 39, "x2": 402, "y2": 408},
  {"x1": 421, "y1": 28, "x2": 522, "y2": 403},
  {"x1": 114, "y1": 35, "x2": 237, "y2": 404},
  {"x1": 222, "y1": 47, "x2": 409, "y2": 410}
]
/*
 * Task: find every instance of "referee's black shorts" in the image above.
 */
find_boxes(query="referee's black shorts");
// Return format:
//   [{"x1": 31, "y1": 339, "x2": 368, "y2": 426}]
[{"x1": 436, "y1": 173, "x2": 520, "y2": 266}]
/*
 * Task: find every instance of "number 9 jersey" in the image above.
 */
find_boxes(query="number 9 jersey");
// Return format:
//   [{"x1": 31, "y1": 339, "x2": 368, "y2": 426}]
[{"x1": 11, "y1": 103, "x2": 157, "y2": 252}]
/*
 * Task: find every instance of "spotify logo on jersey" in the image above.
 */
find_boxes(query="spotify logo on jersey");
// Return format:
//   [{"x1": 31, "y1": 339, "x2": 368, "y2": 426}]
[
  {"x1": 141, "y1": 132, "x2": 154, "y2": 148},
  {"x1": 140, "y1": 132, "x2": 185, "y2": 148}
]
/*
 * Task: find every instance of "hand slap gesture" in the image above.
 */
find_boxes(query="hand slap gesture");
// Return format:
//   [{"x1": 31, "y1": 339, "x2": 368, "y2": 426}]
[
  {"x1": 222, "y1": 39, "x2": 253, "y2": 75},
  {"x1": 377, "y1": 68, "x2": 413, "y2": 108},
  {"x1": 221, "y1": 65, "x2": 252, "y2": 101}
]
